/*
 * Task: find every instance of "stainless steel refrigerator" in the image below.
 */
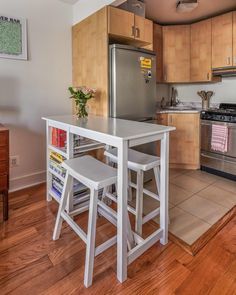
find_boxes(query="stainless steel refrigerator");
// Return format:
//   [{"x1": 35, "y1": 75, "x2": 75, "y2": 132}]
[{"x1": 109, "y1": 44, "x2": 157, "y2": 122}]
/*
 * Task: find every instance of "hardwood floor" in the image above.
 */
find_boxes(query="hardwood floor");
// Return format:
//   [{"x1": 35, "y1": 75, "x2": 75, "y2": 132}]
[{"x1": 0, "y1": 183, "x2": 236, "y2": 294}]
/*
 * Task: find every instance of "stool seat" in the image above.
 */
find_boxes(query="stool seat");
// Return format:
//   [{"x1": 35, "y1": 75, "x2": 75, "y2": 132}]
[
  {"x1": 104, "y1": 148, "x2": 160, "y2": 171},
  {"x1": 62, "y1": 156, "x2": 117, "y2": 190}
]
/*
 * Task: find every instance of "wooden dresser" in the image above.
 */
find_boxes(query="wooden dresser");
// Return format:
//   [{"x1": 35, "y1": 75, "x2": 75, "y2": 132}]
[{"x1": 0, "y1": 124, "x2": 9, "y2": 220}]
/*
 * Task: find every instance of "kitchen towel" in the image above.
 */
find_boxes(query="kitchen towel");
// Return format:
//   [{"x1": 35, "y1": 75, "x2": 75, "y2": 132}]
[{"x1": 211, "y1": 124, "x2": 228, "y2": 153}]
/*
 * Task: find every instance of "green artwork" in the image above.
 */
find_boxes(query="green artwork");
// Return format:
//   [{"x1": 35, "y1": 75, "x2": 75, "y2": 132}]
[{"x1": 0, "y1": 18, "x2": 22, "y2": 56}]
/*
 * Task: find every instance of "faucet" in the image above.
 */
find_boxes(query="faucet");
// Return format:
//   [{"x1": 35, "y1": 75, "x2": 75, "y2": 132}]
[{"x1": 170, "y1": 87, "x2": 179, "y2": 106}]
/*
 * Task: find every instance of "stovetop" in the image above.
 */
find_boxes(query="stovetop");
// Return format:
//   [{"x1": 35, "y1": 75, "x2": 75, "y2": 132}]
[{"x1": 201, "y1": 103, "x2": 236, "y2": 123}]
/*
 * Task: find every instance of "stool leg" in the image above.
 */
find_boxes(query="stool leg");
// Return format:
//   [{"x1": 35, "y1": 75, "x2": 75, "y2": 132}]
[
  {"x1": 135, "y1": 170, "x2": 144, "y2": 236},
  {"x1": 153, "y1": 166, "x2": 160, "y2": 195},
  {"x1": 154, "y1": 166, "x2": 170, "y2": 224},
  {"x1": 128, "y1": 170, "x2": 133, "y2": 202},
  {"x1": 84, "y1": 189, "x2": 98, "y2": 288},
  {"x1": 53, "y1": 172, "x2": 72, "y2": 240},
  {"x1": 114, "y1": 183, "x2": 135, "y2": 249}
]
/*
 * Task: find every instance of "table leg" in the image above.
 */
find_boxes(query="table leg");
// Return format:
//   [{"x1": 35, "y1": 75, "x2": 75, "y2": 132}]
[
  {"x1": 160, "y1": 132, "x2": 169, "y2": 245},
  {"x1": 46, "y1": 122, "x2": 52, "y2": 202},
  {"x1": 117, "y1": 140, "x2": 128, "y2": 283},
  {"x1": 66, "y1": 132, "x2": 74, "y2": 213}
]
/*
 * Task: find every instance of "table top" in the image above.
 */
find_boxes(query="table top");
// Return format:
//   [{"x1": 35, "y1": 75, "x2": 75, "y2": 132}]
[{"x1": 42, "y1": 115, "x2": 175, "y2": 141}]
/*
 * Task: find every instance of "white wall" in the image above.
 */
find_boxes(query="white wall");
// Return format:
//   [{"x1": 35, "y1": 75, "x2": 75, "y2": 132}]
[
  {"x1": 173, "y1": 77, "x2": 236, "y2": 106},
  {"x1": 73, "y1": 0, "x2": 125, "y2": 24},
  {"x1": 0, "y1": 0, "x2": 73, "y2": 191}
]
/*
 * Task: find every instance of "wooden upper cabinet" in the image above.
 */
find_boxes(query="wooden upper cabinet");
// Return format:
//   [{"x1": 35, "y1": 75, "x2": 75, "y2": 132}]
[
  {"x1": 212, "y1": 12, "x2": 233, "y2": 68},
  {"x1": 134, "y1": 15, "x2": 153, "y2": 44},
  {"x1": 108, "y1": 6, "x2": 153, "y2": 46},
  {"x1": 72, "y1": 7, "x2": 109, "y2": 116},
  {"x1": 191, "y1": 19, "x2": 212, "y2": 82},
  {"x1": 153, "y1": 24, "x2": 163, "y2": 82},
  {"x1": 108, "y1": 6, "x2": 134, "y2": 40},
  {"x1": 233, "y1": 11, "x2": 236, "y2": 66},
  {"x1": 163, "y1": 25, "x2": 190, "y2": 83}
]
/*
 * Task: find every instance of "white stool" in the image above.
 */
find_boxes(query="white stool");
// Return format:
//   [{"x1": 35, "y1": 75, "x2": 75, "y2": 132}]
[
  {"x1": 53, "y1": 155, "x2": 118, "y2": 288},
  {"x1": 104, "y1": 148, "x2": 161, "y2": 236}
]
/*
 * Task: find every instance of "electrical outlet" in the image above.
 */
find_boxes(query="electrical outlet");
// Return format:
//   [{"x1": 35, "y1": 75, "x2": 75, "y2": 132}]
[{"x1": 10, "y1": 155, "x2": 20, "y2": 167}]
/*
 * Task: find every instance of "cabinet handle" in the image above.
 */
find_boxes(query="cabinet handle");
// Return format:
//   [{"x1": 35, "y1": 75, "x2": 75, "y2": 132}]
[
  {"x1": 227, "y1": 57, "x2": 231, "y2": 65},
  {"x1": 131, "y1": 26, "x2": 135, "y2": 37},
  {"x1": 163, "y1": 65, "x2": 167, "y2": 82},
  {"x1": 207, "y1": 72, "x2": 210, "y2": 80},
  {"x1": 135, "y1": 27, "x2": 140, "y2": 38}
]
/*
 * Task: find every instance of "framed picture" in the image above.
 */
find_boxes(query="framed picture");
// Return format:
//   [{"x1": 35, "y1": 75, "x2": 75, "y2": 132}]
[{"x1": 0, "y1": 15, "x2": 27, "y2": 60}]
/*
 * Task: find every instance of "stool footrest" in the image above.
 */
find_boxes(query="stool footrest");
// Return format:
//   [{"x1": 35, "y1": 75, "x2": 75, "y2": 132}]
[
  {"x1": 128, "y1": 228, "x2": 163, "y2": 265},
  {"x1": 129, "y1": 181, "x2": 160, "y2": 202},
  {"x1": 97, "y1": 203, "x2": 117, "y2": 227},
  {"x1": 69, "y1": 202, "x2": 89, "y2": 217},
  {"x1": 105, "y1": 192, "x2": 136, "y2": 216},
  {"x1": 61, "y1": 211, "x2": 87, "y2": 244},
  {"x1": 142, "y1": 208, "x2": 160, "y2": 224},
  {"x1": 95, "y1": 236, "x2": 117, "y2": 257}
]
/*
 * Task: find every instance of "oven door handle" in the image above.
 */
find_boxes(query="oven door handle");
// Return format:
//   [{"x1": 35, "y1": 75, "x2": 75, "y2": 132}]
[
  {"x1": 201, "y1": 152, "x2": 236, "y2": 164},
  {"x1": 201, "y1": 120, "x2": 236, "y2": 128}
]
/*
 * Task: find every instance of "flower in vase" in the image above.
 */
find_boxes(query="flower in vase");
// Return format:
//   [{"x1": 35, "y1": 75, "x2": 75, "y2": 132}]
[{"x1": 68, "y1": 86, "x2": 96, "y2": 118}]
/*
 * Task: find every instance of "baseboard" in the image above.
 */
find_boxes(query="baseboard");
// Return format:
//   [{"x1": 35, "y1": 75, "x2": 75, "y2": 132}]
[
  {"x1": 9, "y1": 170, "x2": 46, "y2": 192},
  {"x1": 170, "y1": 163, "x2": 200, "y2": 170}
]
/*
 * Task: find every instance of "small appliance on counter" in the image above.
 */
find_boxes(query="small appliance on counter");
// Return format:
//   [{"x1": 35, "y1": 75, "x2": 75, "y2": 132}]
[{"x1": 201, "y1": 103, "x2": 236, "y2": 180}]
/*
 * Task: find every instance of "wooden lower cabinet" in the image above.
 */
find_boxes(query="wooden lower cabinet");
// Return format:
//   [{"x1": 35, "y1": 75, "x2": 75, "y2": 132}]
[{"x1": 156, "y1": 113, "x2": 200, "y2": 169}]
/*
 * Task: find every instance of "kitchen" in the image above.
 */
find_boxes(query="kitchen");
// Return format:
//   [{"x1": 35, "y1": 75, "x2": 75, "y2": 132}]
[{"x1": 0, "y1": 0, "x2": 236, "y2": 294}]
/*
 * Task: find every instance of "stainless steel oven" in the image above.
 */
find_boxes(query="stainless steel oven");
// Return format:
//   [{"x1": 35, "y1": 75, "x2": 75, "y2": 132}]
[{"x1": 200, "y1": 103, "x2": 236, "y2": 178}]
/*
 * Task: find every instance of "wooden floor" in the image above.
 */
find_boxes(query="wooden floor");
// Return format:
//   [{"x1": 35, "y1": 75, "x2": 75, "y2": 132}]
[{"x1": 0, "y1": 183, "x2": 236, "y2": 295}]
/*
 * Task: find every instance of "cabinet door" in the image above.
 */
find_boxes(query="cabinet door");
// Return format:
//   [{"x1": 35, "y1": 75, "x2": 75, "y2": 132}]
[
  {"x1": 191, "y1": 19, "x2": 212, "y2": 82},
  {"x1": 153, "y1": 24, "x2": 163, "y2": 82},
  {"x1": 108, "y1": 6, "x2": 135, "y2": 40},
  {"x1": 168, "y1": 114, "x2": 200, "y2": 166},
  {"x1": 156, "y1": 113, "x2": 168, "y2": 125},
  {"x1": 212, "y1": 12, "x2": 233, "y2": 68},
  {"x1": 134, "y1": 15, "x2": 153, "y2": 44},
  {"x1": 163, "y1": 25, "x2": 190, "y2": 83},
  {"x1": 233, "y1": 11, "x2": 236, "y2": 66}
]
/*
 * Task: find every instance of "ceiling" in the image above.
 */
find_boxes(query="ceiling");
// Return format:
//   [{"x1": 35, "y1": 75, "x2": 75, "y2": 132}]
[{"x1": 145, "y1": 0, "x2": 236, "y2": 24}]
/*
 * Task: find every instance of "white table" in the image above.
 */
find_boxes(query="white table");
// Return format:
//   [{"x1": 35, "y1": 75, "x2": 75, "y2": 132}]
[{"x1": 42, "y1": 114, "x2": 175, "y2": 283}]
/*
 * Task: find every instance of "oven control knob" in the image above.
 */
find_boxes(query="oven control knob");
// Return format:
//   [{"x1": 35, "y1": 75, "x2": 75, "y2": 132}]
[{"x1": 220, "y1": 115, "x2": 225, "y2": 121}]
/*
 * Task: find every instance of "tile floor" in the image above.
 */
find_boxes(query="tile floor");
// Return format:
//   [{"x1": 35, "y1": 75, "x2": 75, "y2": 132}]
[{"x1": 139, "y1": 169, "x2": 236, "y2": 245}]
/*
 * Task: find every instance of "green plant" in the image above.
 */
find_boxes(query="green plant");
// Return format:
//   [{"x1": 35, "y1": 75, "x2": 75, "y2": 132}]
[{"x1": 68, "y1": 86, "x2": 96, "y2": 118}]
